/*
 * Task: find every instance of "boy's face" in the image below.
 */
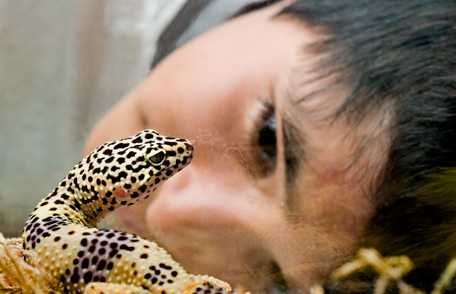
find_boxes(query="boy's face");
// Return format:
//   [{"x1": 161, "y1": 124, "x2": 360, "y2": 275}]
[{"x1": 116, "y1": 2, "x2": 380, "y2": 291}]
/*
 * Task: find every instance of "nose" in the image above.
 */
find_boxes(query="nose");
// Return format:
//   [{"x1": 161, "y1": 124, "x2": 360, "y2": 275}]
[
  {"x1": 147, "y1": 165, "x2": 219, "y2": 222},
  {"x1": 185, "y1": 142, "x2": 193, "y2": 152},
  {"x1": 148, "y1": 163, "x2": 247, "y2": 227}
]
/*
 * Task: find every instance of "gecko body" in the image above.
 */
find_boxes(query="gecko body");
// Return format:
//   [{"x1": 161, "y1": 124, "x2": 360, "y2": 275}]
[{"x1": 22, "y1": 129, "x2": 233, "y2": 293}]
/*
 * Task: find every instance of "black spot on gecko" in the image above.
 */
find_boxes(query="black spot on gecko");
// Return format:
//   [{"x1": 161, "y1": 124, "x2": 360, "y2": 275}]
[
  {"x1": 81, "y1": 258, "x2": 89, "y2": 269},
  {"x1": 96, "y1": 260, "x2": 106, "y2": 271},
  {"x1": 132, "y1": 137, "x2": 143, "y2": 144},
  {"x1": 164, "y1": 141, "x2": 178, "y2": 146},
  {"x1": 88, "y1": 245, "x2": 96, "y2": 253},
  {"x1": 120, "y1": 244, "x2": 135, "y2": 251},
  {"x1": 70, "y1": 271, "x2": 80, "y2": 283},
  {"x1": 105, "y1": 156, "x2": 115, "y2": 164},
  {"x1": 109, "y1": 249, "x2": 119, "y2": 258},
  {"x1": 159, "y1": 263, "x2": 173, "y2": 270},
  {"x1": 80, "y1": 238, "x2": 88, "y2": 247},
  {"x1": 83, "y1": 272, "x2": 93, "y2": 283},
  {"x1": 145, "y1": 133, "x2": 155, "y2": 139},
  {"x1": 114, "y1": 142, "x2": 129, "y2": 149},
  {"x1": 107, "y1": 261, "x2": 114, "y2": 270}
]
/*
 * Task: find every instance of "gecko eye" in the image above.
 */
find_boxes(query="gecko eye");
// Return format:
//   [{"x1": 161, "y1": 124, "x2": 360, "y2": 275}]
[{"x1": 148, "y1": 151, "x2": 166, "y2": 166}]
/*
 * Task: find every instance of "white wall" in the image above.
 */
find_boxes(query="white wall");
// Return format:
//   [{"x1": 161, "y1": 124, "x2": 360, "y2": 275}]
[{"x1": 0, "y1": 0, "x2": 184, "y2": 235}]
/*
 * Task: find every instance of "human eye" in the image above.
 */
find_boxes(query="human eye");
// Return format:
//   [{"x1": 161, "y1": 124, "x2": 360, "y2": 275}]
[{"x1": 255, "y1": 103, "x2": 277, "y2": 175}]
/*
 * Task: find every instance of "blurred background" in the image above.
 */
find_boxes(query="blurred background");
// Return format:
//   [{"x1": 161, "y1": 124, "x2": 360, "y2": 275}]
[{"x1": 0, "y1": 0, "x2": 185, "y2": 236}]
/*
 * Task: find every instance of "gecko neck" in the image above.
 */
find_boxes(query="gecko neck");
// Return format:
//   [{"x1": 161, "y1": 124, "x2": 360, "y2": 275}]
[
  {"x1": 65, "y1": 178, "x2": 138, "y2": 227},
  {"x1": 48, "y1": 176, "x2": 107, "y2": 227},
  {"x1": 70, "y1": 183, "x2": 111, "y2": 227}
]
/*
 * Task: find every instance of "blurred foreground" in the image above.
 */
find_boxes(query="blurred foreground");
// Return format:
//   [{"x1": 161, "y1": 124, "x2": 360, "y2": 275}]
[{"x1": 1, "y1": 232, "x2": 455, "y2": 294}]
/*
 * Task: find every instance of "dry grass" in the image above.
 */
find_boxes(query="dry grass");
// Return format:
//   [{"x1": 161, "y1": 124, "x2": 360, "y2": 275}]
[
  {"x1": 0, "y1": 233, "x2": 455, "y2": 293},
  {"x1": 0, "y1": 233, "x2": 49, "y2": 294},
  {"x1": 320, "y1": 248, "x2": 456, "y2": 294}
]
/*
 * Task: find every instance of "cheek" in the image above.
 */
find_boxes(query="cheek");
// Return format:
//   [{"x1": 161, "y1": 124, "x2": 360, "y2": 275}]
[
  {"x1": 269, "y1": 169, "x2": 375, "y2": 287},
  {"x1": 293, "y1": 168, "x2": 374, "y2": 242}
]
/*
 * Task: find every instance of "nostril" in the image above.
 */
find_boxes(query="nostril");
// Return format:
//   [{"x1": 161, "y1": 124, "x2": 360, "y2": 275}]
[{"x1": 185, "y1": 143, "x2": 194, "y2": 152}]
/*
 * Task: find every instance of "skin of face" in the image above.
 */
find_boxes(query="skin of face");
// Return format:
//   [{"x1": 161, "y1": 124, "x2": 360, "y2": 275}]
[{"x1": 84, "y1": 2, "x2": 381, "y2": 292}]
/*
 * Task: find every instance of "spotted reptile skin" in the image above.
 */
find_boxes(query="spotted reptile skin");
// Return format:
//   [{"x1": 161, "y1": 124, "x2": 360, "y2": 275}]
[{"x1": 22, "y1": 129, "x2": 233, "y2": 294}]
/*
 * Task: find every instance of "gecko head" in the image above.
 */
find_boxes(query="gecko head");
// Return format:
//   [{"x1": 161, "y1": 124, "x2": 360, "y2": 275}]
[{"x1": 80, "y1": 129, "x2": 193, "y2": 206}]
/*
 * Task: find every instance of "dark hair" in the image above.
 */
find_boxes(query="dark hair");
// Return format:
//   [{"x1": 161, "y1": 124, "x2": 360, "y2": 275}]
[{"x1": 280, "y1": 0, "x2": 456, "y2": 292}]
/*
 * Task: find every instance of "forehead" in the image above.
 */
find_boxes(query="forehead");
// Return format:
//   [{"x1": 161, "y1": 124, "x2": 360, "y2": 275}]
[{"x1": 142, "y1": 3, "x2": 319, "y2": 135}]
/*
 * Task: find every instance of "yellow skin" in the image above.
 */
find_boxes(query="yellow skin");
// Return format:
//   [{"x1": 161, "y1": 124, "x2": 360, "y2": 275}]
[{"x1": 22, "y1": 129, "x2": 233, "y2": 294}]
